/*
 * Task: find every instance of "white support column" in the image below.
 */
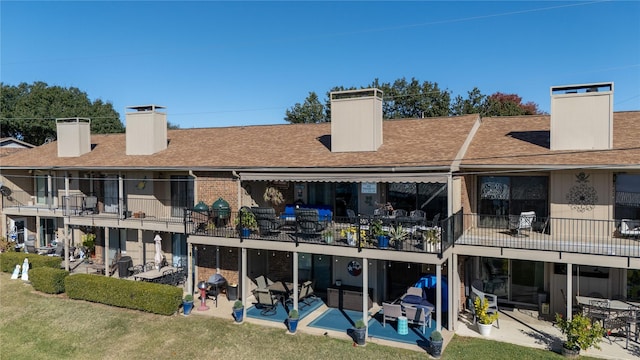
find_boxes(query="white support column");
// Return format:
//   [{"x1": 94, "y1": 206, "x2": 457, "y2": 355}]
[
  {"x1": 137, "y1": 229, "x2": 143, "y2": 264},
  {"x1": 449, "y1": 255, "x2": 456, "y2": 330},
  {"x1": 118, "y1": 175, "x2": 124, "y2": 219},
  {"x1": 362, "y1": 256, "x2": 369, "y2": 337},
  {"x1": 241, "y1": 247, "x2": 247, "y2": 319},
  {"x1": 293, "y1": 251, "x2": 299, "y2": 311},
  {"x1": 216, "y1": 246, "x2": 220, "y2": 273},
  {"x1": 64, "y1": 223, "x2": 70, "y2": 271},
  {"x1": 47, "y1": 174, "x2": 53, "y2": 208},
  {"x1": 105, "y1": 228, "x2": 110, "y2": 276},
  {"x1": 436, "y1": 263, "x2": 442, "y2": 331},
  {"x1": 567, "y1": 263, "x2": 573, "y2": 320}
]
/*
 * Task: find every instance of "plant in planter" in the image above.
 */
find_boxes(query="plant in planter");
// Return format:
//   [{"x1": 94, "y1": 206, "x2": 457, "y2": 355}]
[
  {"x1": 388, "y1": 224, "x2": 408, "y2": 250},
  {"x1": 322, "y1": 227, "x2": 334, "y2": 244},
  {"x1": 232, "y1": 300, "x2": 244, "y2": 323},
  {"x1": 182, "y1": 294, "x2": 194, "y2": 316},
  {"x1": 371, "y1": 219, "x2": 389, "y2": 249},
  {"x1": 340, "y1": 226, "x2": 367, "y2": 247},
  {"x1": 423, "y1": 227, "x2": 441, "y2": 252},
  {"x1": 555, "y1": 313, "x2": 603, "y2": 357},
  {"x1": 288, "y1": 309, "x2": 300, "y2": 333},
  {"x1": 234, "y1": 207, "x2": 257, "y2": 237},
  {"x1": 429, "y1": 330, "x2": 444, "y2": 358},
  {"x1": 474, "y1": 297, "x2": 499, "y2": 336},
  {"x1": 263, "y1": 186, "x2": 285, "y2": 207},
  {"x1": 81, "y1": 233, "x2": 96, "y2": 259},
  {"x1": 352, "y1": 319, "x2": 367, "y2": 346}
]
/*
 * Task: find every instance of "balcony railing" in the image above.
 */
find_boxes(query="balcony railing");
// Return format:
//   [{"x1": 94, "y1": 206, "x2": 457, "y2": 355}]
[
  {"x1": 186, "y1": 209, "x2": 461, "y2": 257},
  {"x1": 457, "y1": 214, "x2": 640, "y2": 258},
  {"x1": 2, "y1": 191, "x2": 183, "y2": 224}
]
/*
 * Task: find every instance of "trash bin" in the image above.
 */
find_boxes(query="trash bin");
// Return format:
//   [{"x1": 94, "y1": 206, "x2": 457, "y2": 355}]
[
  {"x1": 117, "y1": 256, "x2": 133, "y2": 278},
  {"x1": 226, "y1": 283, "x2": 238, "y2": 301}
]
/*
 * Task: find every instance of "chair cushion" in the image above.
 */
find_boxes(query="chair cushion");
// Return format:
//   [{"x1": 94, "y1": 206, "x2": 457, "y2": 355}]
[{"x1": 402, "y1": 295, "x2": 423, "y2": 304}]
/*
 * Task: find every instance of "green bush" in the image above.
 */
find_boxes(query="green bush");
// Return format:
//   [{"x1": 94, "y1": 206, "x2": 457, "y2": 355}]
[
  {"x1": 30, "y1": 267, "x2": 69, "y2": 294},
  {"x1": 65, "y1": 274, "x2": 182, "y2": 316},
  {"x1": 0, "y1": 253, "x2": 62, "y2": 273}
]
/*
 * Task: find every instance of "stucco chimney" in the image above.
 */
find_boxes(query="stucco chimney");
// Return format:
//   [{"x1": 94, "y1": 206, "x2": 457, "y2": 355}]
[
  {"x1": 550, "y1": 82, "x2": 613, "y2": 151},
  {"x1": 330, "y1": 88, "x2": 383, "y2": 152},
  {"x1": 125, "y1": 105, "x2": 167, "y2": 155},
  {"x1": 56, "y1": 118, "x2": 91, "y2": 157}
]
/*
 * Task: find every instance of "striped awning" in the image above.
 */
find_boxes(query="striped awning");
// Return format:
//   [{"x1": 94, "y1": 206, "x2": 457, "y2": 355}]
[{"x1": 239, "y1": 172, "x2": 449, "y2": 183}]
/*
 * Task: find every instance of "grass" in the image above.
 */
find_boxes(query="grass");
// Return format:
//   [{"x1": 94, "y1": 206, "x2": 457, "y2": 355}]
[{"x1": 0, "y1": 272, "x2": 599, "y2": 360}]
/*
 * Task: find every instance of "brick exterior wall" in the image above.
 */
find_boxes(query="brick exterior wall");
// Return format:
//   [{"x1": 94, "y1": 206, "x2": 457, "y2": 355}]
[{"x1": 196, "y1": 245, "x2": 240, "y2": 285}]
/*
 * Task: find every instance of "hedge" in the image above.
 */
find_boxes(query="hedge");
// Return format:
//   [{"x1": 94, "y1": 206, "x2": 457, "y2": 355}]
[
  {"x1": 65, "y1": 274, "x2": 182, "y2": 316},
  {"x1": 30, "y1": 267, "x2": 69, "y2": 294},
  {"x1": 0, "y1": 253, "x2": 62, "y2": 273}
]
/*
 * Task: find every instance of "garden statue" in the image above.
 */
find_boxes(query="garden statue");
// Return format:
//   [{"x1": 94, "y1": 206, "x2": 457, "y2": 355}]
[
  {"x1": 21, "y1": 258, "x2": 29, "y2": 281},
  {"x1": 11, "y1": 264, "x2": 21, "y2": 280}
]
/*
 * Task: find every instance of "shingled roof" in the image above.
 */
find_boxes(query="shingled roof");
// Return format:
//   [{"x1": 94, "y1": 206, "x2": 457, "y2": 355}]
[
  {"x1": 460, "y1": 111, "x2": 640, "y2": 169},
  {"x1": 0, "y1": 115, "x2": 479, "y2": 171}
]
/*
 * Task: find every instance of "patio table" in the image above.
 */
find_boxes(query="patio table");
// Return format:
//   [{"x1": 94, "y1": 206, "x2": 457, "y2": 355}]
[
  {"x1": 133, "y1": 266, "x2": 176, "y2": 281},
  {"x1": 577, "y1": 296, "x2": 640, "y2": 347},
  {"x1": 267, "y1": 281, "x2": 293, "y2": 303}
]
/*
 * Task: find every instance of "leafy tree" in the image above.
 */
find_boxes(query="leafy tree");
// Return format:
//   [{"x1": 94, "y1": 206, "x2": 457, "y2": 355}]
[
  {"x1": 373, "y1": 77, "x2": 451, "y2": 119},
  {"x1": 451, "y1": 87, "x2": 486, "y2": 116},
  {"x1": 284, "y1": 92, "x2": 328, "y2": 123},
  {"x1": 482, "y1": 92, "x2": 542, "y2": 116},
  {"x1": 0, "y1": 82, "x2": 124, "y2": 145}
]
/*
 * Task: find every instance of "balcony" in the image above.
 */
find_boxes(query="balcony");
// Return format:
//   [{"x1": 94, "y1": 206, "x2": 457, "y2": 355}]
[
  {"x1": 186, "y1": 209, "x2": 463, "y2": 257},
  {"x1": 2, "y1": 191, "x2": 184, "y2": 225},
  {"x1": 457, "y1": 214, "x2": 640, "y2": 258}
]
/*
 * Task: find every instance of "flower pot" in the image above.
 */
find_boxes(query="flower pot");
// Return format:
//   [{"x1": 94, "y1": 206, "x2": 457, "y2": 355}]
[
  {"x1": 182, "y1": 301, "x2": 194, "y2": 316},
  {"x1": 477, "y1": 322, "x2": 492, "y2": 336},
  {"x1": 240, "y1": 228, "x2": 251, "y2": 237},
  {"x1": 429, "y1": 339, "x2": 443, "y2": 358},
  {"x1": 324, "y1": 235, "x2": 333, "y2": 244},
  {"x1": 353, "y1": 327, "x2": 366, "y2": 346},
  {"x1": 561, "y1": 344, "x2": 580, "y2": 358},
  {"x1": 377, "y1": 235, "x2": 389, "y2": 249},
  {"x1": 233, "y1": 307, "x2": 244, "y2": 322},
  {"x1": 347, "y1": 232, "x2": 356, "y2": 246},
  {"x1": 288, "y1": 317, "x2": 299, "y2": 333}
]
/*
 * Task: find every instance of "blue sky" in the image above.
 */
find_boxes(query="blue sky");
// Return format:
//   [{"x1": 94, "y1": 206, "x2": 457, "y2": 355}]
[{"x1": 2, "y1": 1, "x2": 639, "y2": 128}]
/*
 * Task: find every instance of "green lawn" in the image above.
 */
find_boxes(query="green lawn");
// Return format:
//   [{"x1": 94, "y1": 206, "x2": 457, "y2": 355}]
[{"x1": 0, "y1": 272, "x2": 596, "y2": 359}]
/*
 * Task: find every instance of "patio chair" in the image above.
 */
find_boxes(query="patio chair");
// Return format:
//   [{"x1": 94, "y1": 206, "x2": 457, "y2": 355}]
[
  {"x1": 299, "y1": 280, "x2": 318, "y2": 309},
  {"x1": 404, "y1": 306, "x2": 428, "y2": 334},
  {"x1": 428, "y1": 213, "x2": 441, "y2": 227},
  {"x1": 255, "y1": 275, "x2": 273, "y2": 291},
  {"x1": 509, "y1": 211, "x2": 536, "y2": 236},
  {"x1": 251, "y1": 207, "x2": 282, "y2": 236},
  {"x1": 82, "y1": 195, "x2": 97, "y2": 214},
  {"x1": 620, "y1": 219, "x2": 640, "y2": 237},
  {"x1": 471, "y1": 279, "x2": 499, "y2": 328},
  {"x1": 409, "y1": 210, "x2": 426, "y2": 223},
  {"x1": 295, "y1": 208, "x2": 326, "y2": 237},
  {"x1": 253, "y1": 289, "x2": 279, "y2": 316},
  {"x1": 346, "y1": 209, "x2": 357, "y2": 224},
  {"x1": 382, "y1": 302, "x2": 402, "y2": 328}
]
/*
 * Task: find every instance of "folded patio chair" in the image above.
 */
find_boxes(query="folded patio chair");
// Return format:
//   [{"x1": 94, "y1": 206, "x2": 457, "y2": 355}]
[
  {"x1": 382, "y1": 302, "x2": 402, "y2": 328},
  {"x1": 404, "y1": 305, "x2": 429, "y2": 333},
  {"x1": 620, "y1": 219, "x2": 640, "y2": 237},
  {"x1": 253, "y1": 289, "x2": 279, "y2": 316},
  {"x1": 299, "y1": 280, "x2": 318, "y2": 308},
  {"x1": 509, "y1": 211, "x2": 536, "y2": 236}
]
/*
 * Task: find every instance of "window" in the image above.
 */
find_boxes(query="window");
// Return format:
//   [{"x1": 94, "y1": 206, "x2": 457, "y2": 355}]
[
  {"x1": 478, "y1": 176, "x2": 548, "y2": 227},
  {"x1": 615, "y1": 174, "x2": 640, "y2": 220},
  {"x1": 387, "y1": 182, "x2": 447, "y2": 220}
]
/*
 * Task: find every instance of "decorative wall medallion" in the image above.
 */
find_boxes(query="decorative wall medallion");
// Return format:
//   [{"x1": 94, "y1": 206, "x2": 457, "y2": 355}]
[
  {"x1": 566, "y1": 172, "x2": 598, "y2": 212},
  {"x1": 347, "y1": 260, "x2": 362, "y2": 277}
]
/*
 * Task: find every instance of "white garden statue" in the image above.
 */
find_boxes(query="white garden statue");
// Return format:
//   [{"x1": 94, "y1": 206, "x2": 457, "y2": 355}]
[
  {"x1": 11, "y1": 264, "x2": 21, "y2": 280},
  {"x1": 21, "y1": 258, "x2": 29, "y2": 281}
]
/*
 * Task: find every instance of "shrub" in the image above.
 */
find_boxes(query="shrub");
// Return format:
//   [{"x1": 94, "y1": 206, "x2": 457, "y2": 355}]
[
  {"x1": 65, "y1": 274, "x2": 182, "y2": 316},
  {"x1": 288, "y1": 309, "x2": 299, "y2": 319},
  {"x1": 430, "y1": 330, "x2": 443, "y2": 341},
  {"x1": 0, "y1": 253, "x2": 62, "y2": 273},
  {"x1": 555, "y1": 313, "x2": 603, "y2": 351},
  {"x1": 30, "y1": 267, "x2": 69, "y2": 294},
  {"x1": 474, "y1": 297, "x2": 499, "y2": 325},
  {"x1": 233, "y1": 300, "x2": 243, "y2": 309},
  {"x1": 354, "y1": 319, "x2": 366, "y2": 329},
  {"x1": 183, "y1": 294, "x2": 194, "y2": 302}
]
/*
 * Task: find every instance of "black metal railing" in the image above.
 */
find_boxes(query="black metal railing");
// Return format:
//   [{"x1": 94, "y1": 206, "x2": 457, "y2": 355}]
[
  {"x1": 457, "y1": 214, "x2": 640, "y2": 258},
  {"x1": 185, "y1": 208, "x2": 462, "y2": 256}
]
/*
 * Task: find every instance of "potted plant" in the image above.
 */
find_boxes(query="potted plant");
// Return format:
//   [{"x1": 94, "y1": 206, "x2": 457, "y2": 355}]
[
  {"x1": 423, "y1": 227, "x2": 441, "y2": 252},
  {"x1": 555, "y1": 313, "x2": 603, "y2": 357},
  {"x1": 81, "y1": 233, "x2": 96, "y2": 259},
  {"x1": 287, "y1": 309, "x2": 300, "y2": 333},
  {"x1": 263, "y1": 186, "x2": 284, "y2": 207},
  {"x1": 388, "y1": 224, "x2": 408, "y2": 250},
  {"x1": 322, "y1": 228, "x2": 334, "y2": 244},
  {"x1": 232, "y1": 300, "x2": 244, "y2": 323},
  {"x1": 340, "y1": 226, "x2": 366, "y2": 246},
  {"x1": 352, "y1": 319, "x2": 367, "y2": 346},
  {"x1": 474, "y1": 297, "x2": 499, "y2": 336},
  {"x1": 234, "y1": 208, "x2": 257, "y2": 237},
  {"x1": 182, "y1": 294, "x2": 194, "y2": 316},
  {"x1": 371, "y1": 219, "x2": 389, "y2": 249},
  {"x1": 429, "y1": 330, "x2": 444, "y2": 358}
]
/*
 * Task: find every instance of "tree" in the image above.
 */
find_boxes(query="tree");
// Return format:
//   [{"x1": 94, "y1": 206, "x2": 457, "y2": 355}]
[
  {"x1": 451, "y1": 87, "x2": 486, "y2": 116},
  {"x1": 284, "y1": 92, "x2": 328, "y2": 123},
  {"x1": 0, "y1": 82, "x2": 124, "y2": 145},
  {"x1": 373, "y1": 77, "x2": 451, "y2": 119},
  {"x1": 482, "y1": 92, "x2": 543, "y2": 116}
]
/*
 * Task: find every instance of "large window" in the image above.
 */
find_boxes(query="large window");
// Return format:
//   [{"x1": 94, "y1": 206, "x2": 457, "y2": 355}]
[
  {"x1": 615, "y1": 174, "x2": 640, "y2": 220},
  {"x1": 478, "y1": 176, "x2": 548, "y2": 227},
  {"x1": 387, "y1": 182, "x2": 447, "y2": 221},
  {"x1": 170, "y1": 176, "x2": 194, "y2": 217}
]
